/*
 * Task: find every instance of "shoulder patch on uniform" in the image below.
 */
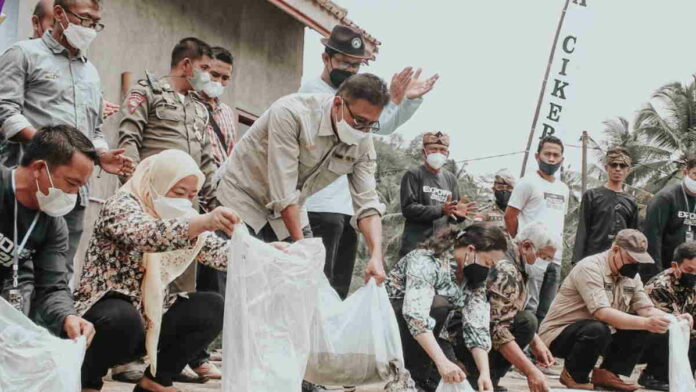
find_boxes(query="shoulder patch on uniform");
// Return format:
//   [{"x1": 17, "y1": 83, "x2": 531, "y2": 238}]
[{"x1": 127, "y1": 92, "x2": 147, "y2": 114}]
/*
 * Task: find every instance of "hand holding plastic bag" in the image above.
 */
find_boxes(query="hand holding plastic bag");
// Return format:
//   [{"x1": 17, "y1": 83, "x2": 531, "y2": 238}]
[
  {"x1": 436, "y1": 379, "x2": 476, "y2": 392},
  {"x1": 667, "y1": 314, "x2": 696, "y2": 392},
  {"x1": 0, "y1": 297, "x2": 86, "y2": 392}
]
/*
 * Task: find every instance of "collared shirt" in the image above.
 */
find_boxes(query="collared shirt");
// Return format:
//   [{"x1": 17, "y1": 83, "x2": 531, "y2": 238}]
[
  {"x1": 299, "y1": 76, "x2": 422, "y2": 215},
  {"x1": 118, "y1": 74, "x2": 215, "y2": 205},
  {"x1": 538, "y1": 251, "x2": 655, "y2": 346},
  {"x1": 203, "y1": 98, "x2": 237, "y2": 167},
  {"x1": 488, "y1": 249, "x2": 529, "y2": 350},
  {"x1": 0, "y1": 31, "x2": 107, "y2": 150},
  {"x1": 215, "y1": 93, "x2": 385, "y2": 240},
  {"x1": 645, "y1": 269, "x2": 696, "y2": 338},
  {"x1": 385, "y1": 249, "x2": 491, "y2": 351}
]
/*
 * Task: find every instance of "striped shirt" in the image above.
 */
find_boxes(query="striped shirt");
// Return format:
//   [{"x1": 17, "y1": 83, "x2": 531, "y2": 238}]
[{"x1": 205, "y1": 100, "x2": 237, "y2": 167}]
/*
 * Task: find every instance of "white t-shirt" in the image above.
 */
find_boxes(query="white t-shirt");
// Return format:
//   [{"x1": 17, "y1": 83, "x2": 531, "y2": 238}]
[{"x1": 508, "y1": 171, "x2": 570, "y2": 264}]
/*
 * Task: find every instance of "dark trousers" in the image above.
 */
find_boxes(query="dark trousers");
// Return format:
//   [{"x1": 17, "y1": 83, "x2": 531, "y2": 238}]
[
  {"x1": 392, "y1": 296, "x2": 456, "y2": 384},
  {"x1": 81, "y1": 292, "x2": 223, "y2": 389},
  {"x1": 536, "y1": 262, "x2": 560, "y2": 323},
  {"x1": 643, "y1": 330, "x2": 696, "y2": 382},
  {"x1": 458, "y1": 310, "x2": 538, "y2": 386},
  {"x1": 549, "y1": 319, "x2": 648, "y2": 383},
  {"x1": 308, "y1": 212, "x2": 358, "y2": 299},
  {"x1": 63, "y1": 202, "x2": 85, "y2": 283}
]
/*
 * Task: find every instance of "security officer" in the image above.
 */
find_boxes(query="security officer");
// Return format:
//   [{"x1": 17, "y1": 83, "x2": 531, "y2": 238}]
[
  {"x1": 115, "y1": 37, "x2": 220, "y2": 382},
  {"x1": 479, "y1": 170, "x2": 516, "y2": 228},
  {"x1": 118, "y1": 38, "x2": 217, "y2": 287}
]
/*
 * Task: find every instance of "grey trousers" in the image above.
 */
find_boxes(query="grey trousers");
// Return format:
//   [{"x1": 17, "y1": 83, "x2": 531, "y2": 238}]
[{"x1": 63, "y1": 203, "x2": 86, "y2": 283}]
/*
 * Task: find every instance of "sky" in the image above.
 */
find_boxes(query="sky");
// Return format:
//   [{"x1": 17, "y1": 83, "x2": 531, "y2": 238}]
[{"x1": 301, "y1": 0, "x2": 696, "y2": 180}]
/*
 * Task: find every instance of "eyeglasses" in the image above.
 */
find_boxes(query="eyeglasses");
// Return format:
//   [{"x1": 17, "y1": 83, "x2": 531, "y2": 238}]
[
  {"x1": 608, "y1": 163, "x2": 630, "y2": 169},
  {"x1": 66, "y1": 9, "x2": 105, "y2": 32},
  {"x1": 343, "y1": 100, "x2": 380, "y2": 133}
]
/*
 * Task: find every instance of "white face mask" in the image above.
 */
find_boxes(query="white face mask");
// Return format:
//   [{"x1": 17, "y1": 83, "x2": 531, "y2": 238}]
[
  {"x1": 189, "y1": 69, "x2": 212, "y2": 93},
  {"x1": 685, "y1": 176, "x2": 696, "y2": 193},
  {"x1": 203, "y1": 81, "x2": 225, "y2": 98},
  {"x1": 61, "y1": 20, "x2": 97, "y2": 52},
  {"x1": 153, "y1": 196, "x2": 198, "y2": 219},
  {"x1": 426, "y1": 152, "x2": 448, "y2": 170},
  {"x1": 335, "y1": 100, "x2": 369, "y2": 145},
  {"x1": 35, "y1": 165, "x2": 77, "y2": 217}
]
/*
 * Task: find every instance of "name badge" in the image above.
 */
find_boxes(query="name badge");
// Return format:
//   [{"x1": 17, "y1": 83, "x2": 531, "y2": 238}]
[{"x1": 623, "y1": 286, "x2": 635, "y2": 294}]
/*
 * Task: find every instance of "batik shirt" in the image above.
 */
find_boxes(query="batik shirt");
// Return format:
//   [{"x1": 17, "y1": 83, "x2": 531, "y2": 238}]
[
  {"x1": 386, "y1": 249, "x2": 491, "y2": 351},
  {"x1": 488, "y1": 248, "x2": 529, "y2": 350},
  {"x1": 73, "y1": 191, "x2": 229, "y2": 318},
  {"x1": 645, "y1": 269, "x2": 696, "y2": 338}
]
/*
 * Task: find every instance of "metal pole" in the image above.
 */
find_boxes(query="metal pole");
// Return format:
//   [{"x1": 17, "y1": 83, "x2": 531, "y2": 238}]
[
  {"x1": 520, "y1": 0, "x2": 572, "y2": 177},
  {"x1": 581, "y1": 130, "x2": 588, "y2": 194}
]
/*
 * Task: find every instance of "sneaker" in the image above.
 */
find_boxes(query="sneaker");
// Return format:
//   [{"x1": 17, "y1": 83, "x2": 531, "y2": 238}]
[
  {"x1": 111, "y1": 361, "x2": 146, "y2": 384},
  {"x1": 172, "y1": 364, "x2": 209, "y2": 384},
  {"x1": 209, "y1": 350, "x2": 223, "y2": 362},
  {"x1": 342, "y1": 387, "x2": 357, "y2": 392},
  {"x1": 192, "y1": 361, "x2": 222, "y2": 380},
  {"x1": 559, "y1": 368, "x2": 593, "y2": 390},
  {"x1": 591, "y1": 368, "x2": 640, "y2": 391},
  {"x1": 638, "y1": 371, "x2": 669, "y2": 392}
]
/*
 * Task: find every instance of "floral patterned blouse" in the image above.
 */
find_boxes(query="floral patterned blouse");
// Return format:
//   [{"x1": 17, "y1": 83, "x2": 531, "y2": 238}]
[
  {"x1": 73, "y1": 191, "x2": 229, "y2": 317},
  {"x1": 386, "y1": 249, "x2": 491, "y2": 351}
]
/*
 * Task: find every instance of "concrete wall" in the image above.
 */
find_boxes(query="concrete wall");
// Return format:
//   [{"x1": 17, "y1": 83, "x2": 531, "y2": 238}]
[{"x1": 15, "y1": 0, "x2": 305, "y2": 117}]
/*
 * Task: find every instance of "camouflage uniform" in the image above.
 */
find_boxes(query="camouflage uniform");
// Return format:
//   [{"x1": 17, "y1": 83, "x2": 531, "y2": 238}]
[
  {"x1": 488, "y1": 248, "x2": 529, "y2": 350},
  {"x1": 645, "y1": 269, "x2": 696, "y2": 337}
]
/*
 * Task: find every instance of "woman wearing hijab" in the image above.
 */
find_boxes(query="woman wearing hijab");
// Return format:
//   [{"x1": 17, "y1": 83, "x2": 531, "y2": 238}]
[
  {"x1": 74, "y1": 149, "x2": 241, "y2": 392},
  {"x1": 386, "y1": 223, "x2": 508, "y2": 392}
]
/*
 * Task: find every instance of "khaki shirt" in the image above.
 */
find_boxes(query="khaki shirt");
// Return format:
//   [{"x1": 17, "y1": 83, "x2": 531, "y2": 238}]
[
  {"x1": 538, "y1": 251, "x2": 654, "y2": 346},
  {"x1": 216, "y1": 93, "x2": 385, "y2": 240},
  {"x1": 118, "y1": 72, "x2": 215, "y2": 203}
]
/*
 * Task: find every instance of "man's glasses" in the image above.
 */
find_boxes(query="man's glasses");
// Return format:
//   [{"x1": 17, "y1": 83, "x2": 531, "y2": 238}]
[
  {"x1": 66, "y1": 9, "x2": 105, "y2": 32},
  {"x1": 343, "y1": 100, "x2": 380, "y2": 133},
  {"x1": 608, "y1": 163, "x2": 630, "y2": 169}
]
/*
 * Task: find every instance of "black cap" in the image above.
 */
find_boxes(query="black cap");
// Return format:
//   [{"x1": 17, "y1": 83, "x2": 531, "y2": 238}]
[{"x1": 321, "y1": 25, "x2": 368, "y2": 59}]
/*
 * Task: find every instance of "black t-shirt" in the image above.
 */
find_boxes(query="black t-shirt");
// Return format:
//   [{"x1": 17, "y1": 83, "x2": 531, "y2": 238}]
[
  {"x1": 572, "y1": 187, "x2": 639, "y2": 263},
  {"x1": 644, "y1": 183, "x2": 696, "y2": 276},
  {"x1": 0, "y1": 165, "x2": 73, "y2": 335},
  {"x1": 399, "y1": 165, "x2": 461, "y2": 257}
]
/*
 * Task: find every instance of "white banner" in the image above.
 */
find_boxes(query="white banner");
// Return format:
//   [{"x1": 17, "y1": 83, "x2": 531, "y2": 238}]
[{"x1": 525, "y1": 0, "x2": 592, "y2": 174}]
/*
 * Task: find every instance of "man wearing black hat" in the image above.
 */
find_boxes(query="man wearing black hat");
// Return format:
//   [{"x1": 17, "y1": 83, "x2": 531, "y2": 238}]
[{"x1": 301, "y1": 25, "x2": 439, "y2": 300}]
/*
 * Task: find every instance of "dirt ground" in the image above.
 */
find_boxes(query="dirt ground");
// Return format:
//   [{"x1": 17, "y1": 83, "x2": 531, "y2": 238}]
[{"x1": 101, "y1": 360, "x2": 662, "y2": 392}]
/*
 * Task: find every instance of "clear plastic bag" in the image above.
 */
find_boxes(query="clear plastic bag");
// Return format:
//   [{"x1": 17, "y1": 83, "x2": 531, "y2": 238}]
[
  {"x1": 304, "y1": 276, "x2": 406, "y2": 386},
  {"x1": 222, "y1": 224, "x2": 326, "y2": 392},
  {"x1": 0, "y1": 296, "x2": 86, "y2": 392},
  {"x1": 436, "y1": 380, "x2": 476, "y2": 392},
  {"x1": 667, "y1": 315, "x2": 696, "y2": 392}
]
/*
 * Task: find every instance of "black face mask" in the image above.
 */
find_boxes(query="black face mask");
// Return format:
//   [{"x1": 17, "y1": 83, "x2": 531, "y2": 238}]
[
  {"x1": 538, "y1": 159, "x2": 562, "y2": 176},
  {"x1": 679, "y1": 272, "x2": 696, "y2": 288},
  {"x1": 463, "y1": 263, "x2": 490, "y2": 286},
  {"x1": 329, "y1": 69, "x2": 355, "y2": 89},
  {"x1": 494, "y1": 190, "x2": 512, "y2": 210}
]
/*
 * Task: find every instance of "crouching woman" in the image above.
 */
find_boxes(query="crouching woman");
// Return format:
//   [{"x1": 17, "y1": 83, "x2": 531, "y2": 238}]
[
  {"x1": 386, "y1": 223, "x2": 509, "y2": 392},
  {"x1": 73, "y1": 150, "x2": 240, "y2": 392}
]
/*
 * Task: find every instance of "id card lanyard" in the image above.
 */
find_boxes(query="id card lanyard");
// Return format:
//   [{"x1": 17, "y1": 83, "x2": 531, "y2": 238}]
[
  {"x1": 10, "y1": 170, "x2": 39, "y2": 310},
  {"x1": 682, "y1": 184, "x2": 696, "y2": 242}
]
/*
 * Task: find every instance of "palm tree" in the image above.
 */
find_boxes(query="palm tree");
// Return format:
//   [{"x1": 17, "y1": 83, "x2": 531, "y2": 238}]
[
  {"x1": 633, "y1": 79, "x2": 696, "y2": 191},
  {"x1": 591, "y1": 116, "x2": 672, "y2": 187}
]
